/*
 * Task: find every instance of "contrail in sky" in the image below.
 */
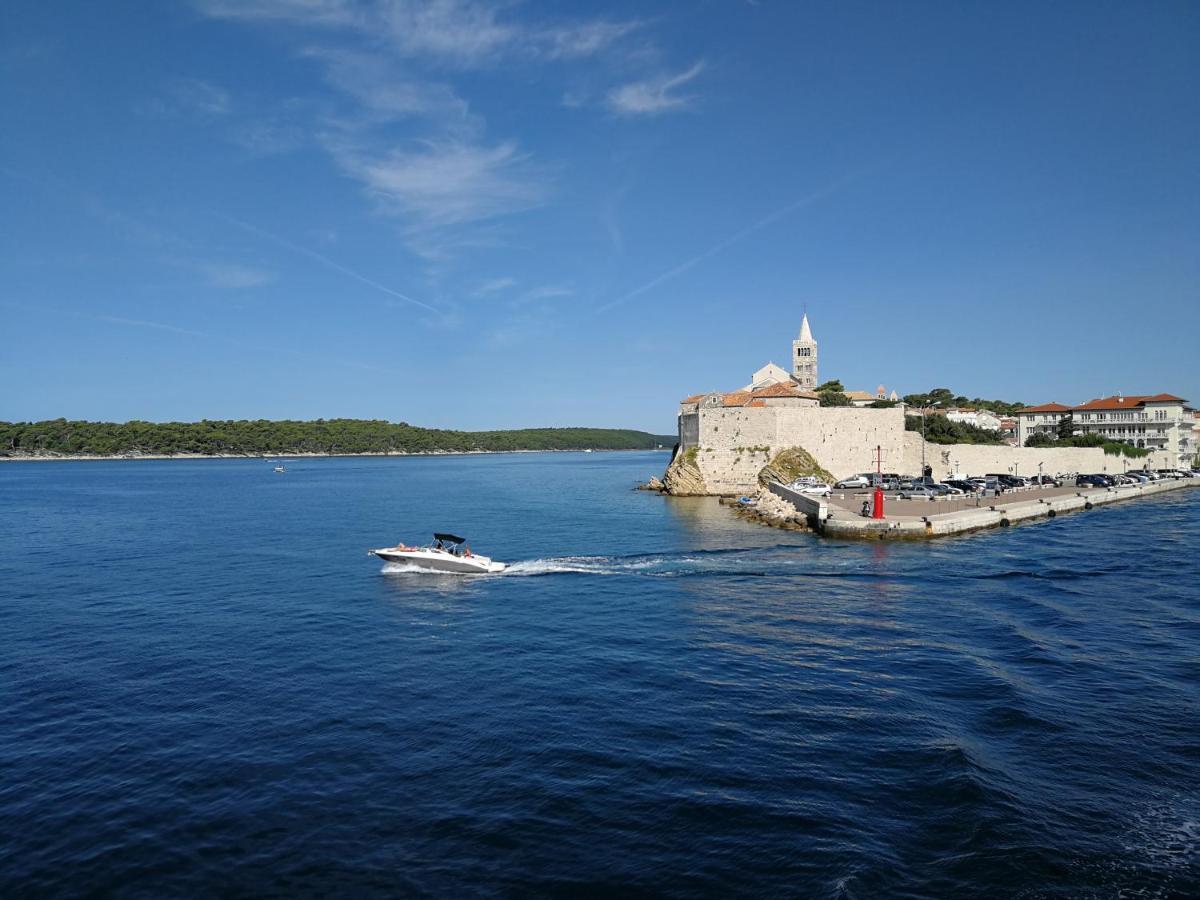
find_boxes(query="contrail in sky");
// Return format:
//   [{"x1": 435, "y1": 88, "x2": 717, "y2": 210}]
[
  {"x1": 4, "y1": 301, "x2": 403, "y2": 377},
  {"x1": 224, "y1": 216, "x2": 440, "y2": 315},
  {"x1": 594, "y1": 174, "x2": 860, "y2": 314}
]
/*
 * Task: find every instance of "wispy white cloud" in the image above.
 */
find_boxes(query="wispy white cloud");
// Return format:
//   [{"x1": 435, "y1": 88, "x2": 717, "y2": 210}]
[
  {"x1": 596, "y1": 175, "x2": 860, "y2": 314},
  {"x1": 304, "y1": 47, "x2": 471, "y2": 123},
  {"x1": 194, "y1": 0, "x2": 641, "y2": 68},
  {"x1": 332, "y1": 138, "x2": 546, "y2": 230},
  {"x1": 79, "y1": 194, "x2": 278, "y2": 292},
  {"x1": 192, "y1": 0, "x2": 360, "y2": 27},
  {"x1": 513, "y1": 284, "x2": 572, "y2": 306},
  {"x1": 224, "y1": 215, "x2": 441, "y2": 313},
  {"x1": 140, "y1": 77, "x2": 232, "y2": 119},
  {"x1": 607, "y1": 62, "x2": 705, "y2": 116},
  {"x1": 97, "y1": 315, "x2": 212, "y2": 338},
  {"x1": 200, "y1": 263, "x2": 276, "y2": 289},
  {"x1": 472, "y1": 276, "x2": 516, "y2": 296}
]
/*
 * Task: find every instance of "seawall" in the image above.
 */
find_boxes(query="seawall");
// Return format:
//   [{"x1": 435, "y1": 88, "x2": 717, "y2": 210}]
[{"x1": 804, "y1": 478, "x2": 1198, "y2": 540}]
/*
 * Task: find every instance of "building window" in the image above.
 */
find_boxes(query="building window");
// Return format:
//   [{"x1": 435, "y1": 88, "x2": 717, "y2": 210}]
[{"x1": 798, "y1": 347, "x2": 812, "y2": 357}]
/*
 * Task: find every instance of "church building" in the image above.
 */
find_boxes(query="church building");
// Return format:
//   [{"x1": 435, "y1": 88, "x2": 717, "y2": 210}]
[{"x1": 740, "y1": 315, "x2": 899, "y2": 405}]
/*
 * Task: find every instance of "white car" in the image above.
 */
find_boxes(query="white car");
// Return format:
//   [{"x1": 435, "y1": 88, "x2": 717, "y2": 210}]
[
  {"x1": 796, "y1": 482, "x2": 832, "y2": 497},
  {"x1": 835, "y1": 475, "x2": 870, "y2": 489}
]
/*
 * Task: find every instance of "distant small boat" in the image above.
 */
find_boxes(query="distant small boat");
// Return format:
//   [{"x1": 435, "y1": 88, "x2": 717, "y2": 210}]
[
  {"x1": 583, "y1": 448, "x2": 594, "y2": 453},
  {"x1": 369, "y1": 533, "x2": 507, "y2": 575},
  {"x1": 274, "y1": 465, "x2": 286, "y2": 473}
]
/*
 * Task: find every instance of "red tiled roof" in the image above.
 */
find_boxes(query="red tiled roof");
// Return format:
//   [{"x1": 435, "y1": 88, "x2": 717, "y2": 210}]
[
  {"x1": 681, "y1": 394, "x2": 705, "y2": 404},
  {"x1": 721, "y1": 391, "x2": 753, "y2": 407},
  {"x1": 1071, "y1": 394, "x2": 1185, "y2": 411},
  {"x1": 1019, "y1": 402, "x2": 1071, "y2": 413},
  {"x1": 750, "y1": 382, "x2": 819, "y2": 399}
]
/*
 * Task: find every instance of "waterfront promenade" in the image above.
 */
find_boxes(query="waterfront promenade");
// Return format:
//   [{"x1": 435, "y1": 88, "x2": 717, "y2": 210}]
[{"x1": 771, "y1": 478, "x2": 1199, "y2": 539}]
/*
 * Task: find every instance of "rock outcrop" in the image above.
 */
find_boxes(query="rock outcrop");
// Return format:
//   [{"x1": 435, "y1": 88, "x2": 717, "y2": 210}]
[
  {"x1": 662, "y1": 447, "x2": 708, "y2": 495},
  {"x1": 756, "y1": 447, "x2": 834, "y2": 488}
]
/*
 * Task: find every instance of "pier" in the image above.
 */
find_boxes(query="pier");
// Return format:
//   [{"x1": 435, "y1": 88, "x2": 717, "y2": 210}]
[{"x1": 769, "y1": 478, "x2": 1198, "y2": 540}]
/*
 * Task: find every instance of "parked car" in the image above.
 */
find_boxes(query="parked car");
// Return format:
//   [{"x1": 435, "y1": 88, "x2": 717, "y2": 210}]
[
  {"x1": 936, "y1": 482, "x2": 964, "y2": 495},
  {"x1": 1028, "y1": 474, "x2": 1062, "y2": 487},
  {"x1": 969, "y1": 477, "x2": 1001, "y2": 492},
  {"x1": 899, "y1": 486, "x2": 939, "y2": 500},
  {"x1": 835, "y1": 475, "x2": 871, "y2": 489},
  {"x1": 1076, "y1": 474, "x2": 1106, "y2": 487},
  {"x1": 944, "y1": 479, "x2": 980, "y2": 493},
  {"x1": 797, "y1": 482, "x2": 832, "y2": 497},
  {"x1": 1124, "y1": 472, "x2": 1148, "y2": 483}
]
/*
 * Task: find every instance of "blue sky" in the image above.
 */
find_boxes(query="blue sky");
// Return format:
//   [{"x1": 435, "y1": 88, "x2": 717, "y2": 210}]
[{"x1": 2, "y1": 1, "x2": 1197, "y2": 432}]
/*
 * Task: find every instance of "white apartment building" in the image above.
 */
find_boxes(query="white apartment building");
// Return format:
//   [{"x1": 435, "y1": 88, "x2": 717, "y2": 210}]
[
  {"x1": 1016, "y1": 394, "x2": 1195, "y2": 466},
  {"x1": 945, "y1": 408, "x2": 1002, "y2": 431},
  {"x1": 1014, "y1": 403, "x2": 1072, "y2": 446},
  {"x1": 1071, "y1": 394, "x2": 1194, "y2": 465}
]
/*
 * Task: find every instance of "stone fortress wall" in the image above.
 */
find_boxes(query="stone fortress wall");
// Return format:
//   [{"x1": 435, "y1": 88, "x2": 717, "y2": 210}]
[{"x1": 677, "y1": 405, "x2": 1172, "y2": 495}]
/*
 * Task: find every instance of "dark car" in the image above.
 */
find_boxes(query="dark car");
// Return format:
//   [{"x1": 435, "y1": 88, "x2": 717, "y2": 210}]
[
  {"x1": 945, "y1": 479, "x2": 980, "y2": 493},
  {"x1": 1076, "y1": 474, "x2": 1106, "y2": 487},
  {"x1": 1029, "y1": 474, "x2": 1062, "y2": 487}
]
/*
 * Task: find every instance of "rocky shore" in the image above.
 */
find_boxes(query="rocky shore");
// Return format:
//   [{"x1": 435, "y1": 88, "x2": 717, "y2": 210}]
[{"x1": 720, "y1": 491, "x2": 809, "y2": 531}]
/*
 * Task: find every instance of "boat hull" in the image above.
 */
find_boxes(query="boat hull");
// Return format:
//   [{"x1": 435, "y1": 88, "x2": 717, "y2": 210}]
[{"x1": 370, "y1": 548, "x2": 507, "y2": 575}]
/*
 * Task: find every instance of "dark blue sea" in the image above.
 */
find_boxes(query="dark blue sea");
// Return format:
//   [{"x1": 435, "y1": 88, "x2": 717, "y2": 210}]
[{"x1": 2, "y1": 452, "x2": 1197, "y2": 898}]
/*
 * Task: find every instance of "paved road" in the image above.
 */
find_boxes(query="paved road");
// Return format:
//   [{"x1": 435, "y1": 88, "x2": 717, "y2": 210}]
[{"x1": 826, "y1": 484, "x2": 1093, "y2": 519}]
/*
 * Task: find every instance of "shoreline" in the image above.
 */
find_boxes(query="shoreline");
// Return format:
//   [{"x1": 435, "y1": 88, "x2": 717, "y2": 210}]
[{"x1": 0, "y1": 448, "x2": 670, "y2": 463}]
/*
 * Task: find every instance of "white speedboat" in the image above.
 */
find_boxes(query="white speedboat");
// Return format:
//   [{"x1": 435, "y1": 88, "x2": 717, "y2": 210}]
[{"x1": 369, "y1": 533, "x2": 507, "y2": 575}]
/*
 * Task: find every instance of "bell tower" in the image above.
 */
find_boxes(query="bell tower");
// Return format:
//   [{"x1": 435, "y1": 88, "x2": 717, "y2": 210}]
[{"x1": 791, "y1": 313, "x2": 818, "y2": 389}]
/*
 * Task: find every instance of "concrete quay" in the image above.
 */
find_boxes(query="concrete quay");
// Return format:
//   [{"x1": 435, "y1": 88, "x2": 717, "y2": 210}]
[{"x1": 768, "y1": 478, "x2": 1198, "y2": 540}]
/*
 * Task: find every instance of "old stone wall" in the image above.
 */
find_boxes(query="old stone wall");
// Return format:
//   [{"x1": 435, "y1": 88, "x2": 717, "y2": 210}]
[
  {"x1": 679, "y1": 412, "x2": 699, "y2": 450},
  {"x1": 670, "y1": 403, "x2": 1176, "y2": 495},
  {"x1": 771, "y1": 407, "x2": 908, "y2": 478},
  {"x1": 693, "y1": 446, "x2": 775, "y2": 495},
  {"x1": 901, "y1": 433, "x2": 1174, "y2": 479}
]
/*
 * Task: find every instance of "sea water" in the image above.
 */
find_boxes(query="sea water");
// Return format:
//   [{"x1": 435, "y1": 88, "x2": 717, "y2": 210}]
[{"x1": 1, "y1": 452, "x2": 1197, "y2": 896}]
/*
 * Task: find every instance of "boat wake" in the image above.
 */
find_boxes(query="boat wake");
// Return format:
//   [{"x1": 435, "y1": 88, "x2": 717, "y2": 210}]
[
  {"x1": 500, "y1": 551, "x2": 817, "y2": 579},
  {"x1": 383, "y1": 546, "x2": 906, "y2": 580}
]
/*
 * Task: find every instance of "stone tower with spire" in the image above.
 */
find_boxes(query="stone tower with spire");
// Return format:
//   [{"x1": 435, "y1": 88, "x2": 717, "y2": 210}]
[{"x1": 791, "y1": 313, "x2": 818, "y2": 389}]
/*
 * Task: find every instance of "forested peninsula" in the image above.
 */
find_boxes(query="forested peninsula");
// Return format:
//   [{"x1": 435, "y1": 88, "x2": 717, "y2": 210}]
[{"x1": 0, "y1": 419, "x2": 676, "y2": 459}]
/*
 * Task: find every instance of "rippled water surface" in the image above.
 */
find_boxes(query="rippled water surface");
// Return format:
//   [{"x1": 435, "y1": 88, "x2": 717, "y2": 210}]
[{"x1": 2, "y1": 453, "x2": 1198, "y2": 897}]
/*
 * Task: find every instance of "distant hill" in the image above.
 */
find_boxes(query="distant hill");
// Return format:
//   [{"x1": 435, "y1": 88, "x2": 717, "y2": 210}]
[{"x1": 0, "y1": 419, "x2": 677, "y2": 458}]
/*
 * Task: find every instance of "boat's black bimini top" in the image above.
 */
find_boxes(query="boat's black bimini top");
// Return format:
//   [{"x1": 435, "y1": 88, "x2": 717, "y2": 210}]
[{"x1": 434, "y1": 533, "x2": 466, "y2": 545}]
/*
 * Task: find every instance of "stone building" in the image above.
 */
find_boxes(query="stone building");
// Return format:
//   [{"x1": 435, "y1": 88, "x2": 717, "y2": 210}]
[{"x1": 791, "y1": 314, "x2": 818, "y2": 389}]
